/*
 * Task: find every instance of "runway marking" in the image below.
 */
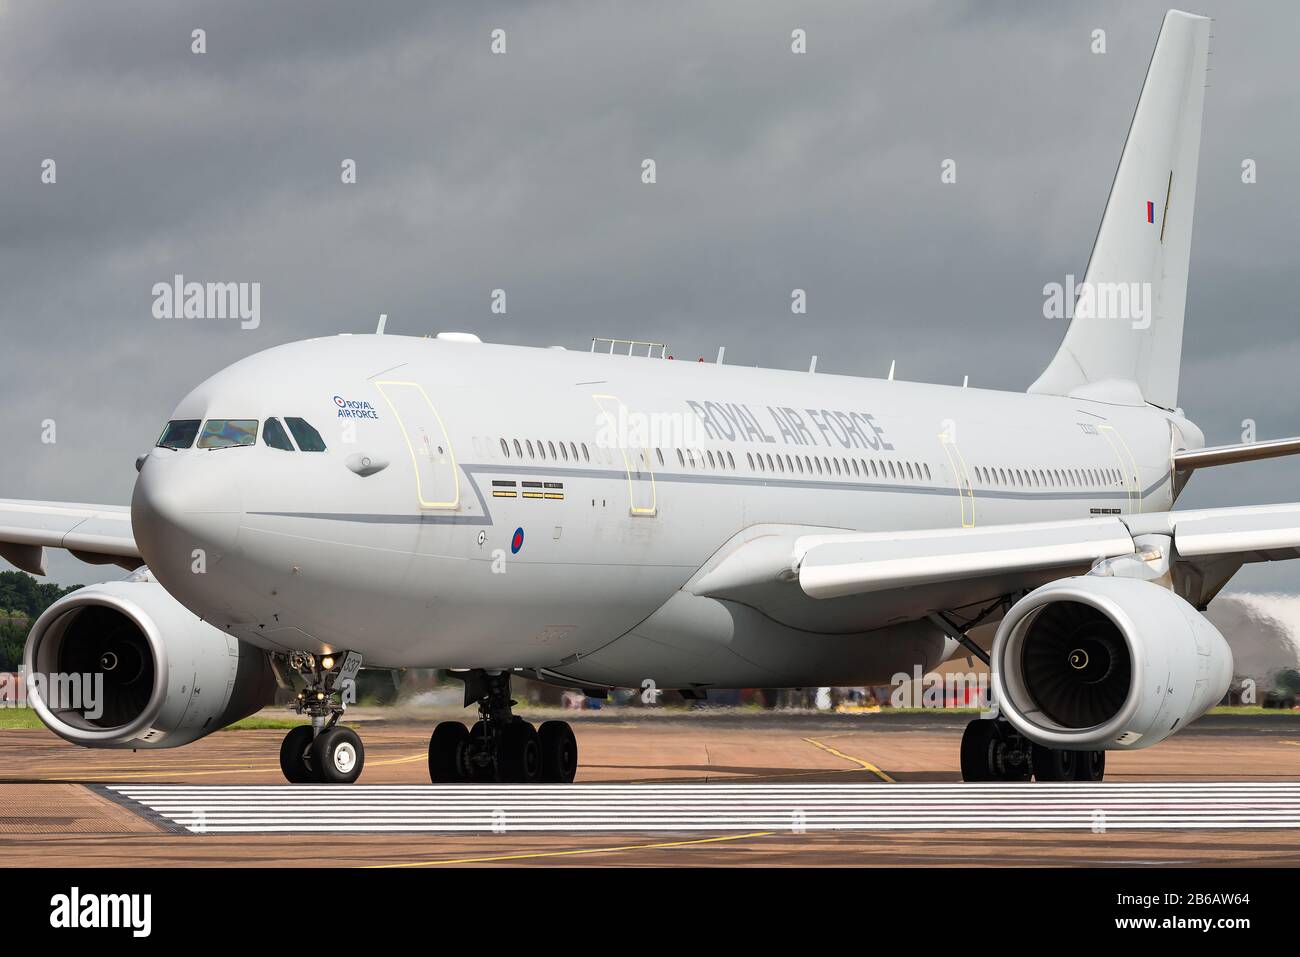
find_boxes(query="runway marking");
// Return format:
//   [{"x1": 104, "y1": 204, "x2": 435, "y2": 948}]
[
  {"x1": 39, "y1": 752, "x2": 427, "y2": 782},
  {"x1": 104, "y1": 782, "x2": 1300, "y2": 834},
  {"x1": 366, "y1": 831, "x2": 773, "y2": 867},
  {"x1": 802, "y1": 736, "x2": 895, "y2": 783}
]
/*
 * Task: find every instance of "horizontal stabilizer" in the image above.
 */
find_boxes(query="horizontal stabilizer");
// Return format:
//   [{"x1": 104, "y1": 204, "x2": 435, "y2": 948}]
[{"x1": 1174, "y1": 436, "x2": 1300, "y2": 471}]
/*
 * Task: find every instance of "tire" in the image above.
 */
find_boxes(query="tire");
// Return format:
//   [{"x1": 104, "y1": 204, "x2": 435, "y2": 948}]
[
  {"x1": 428, "y1": 721, "x2": 469, "y2": 783},
  {"x1": 1074, "y1": 749, "x2": 1106, "y2": 782},
  {"x1": 279, "y1": 725, "x2": 316, "y2": 783},
  {"x1": 312, "y1": 726, "x2": 365, "y2": 784},
  {"x1": 498, "y1": 719, "x2": 542, "y2": 784},
  {"x1": 467, "y1": 721, "x2": 496, "y2": 782},
  {"x1": 538, "y1": 720, "x2": 578, "y2": 783},
  {"x1": 1032, "y1": 743, "x2": 1077, "y2": 782},
  {"x1": 960, "y1": 719, "x2": 996, "y2": 782}
]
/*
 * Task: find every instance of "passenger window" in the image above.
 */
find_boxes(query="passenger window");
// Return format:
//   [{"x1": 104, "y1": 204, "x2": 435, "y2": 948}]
[
  {"x1": 198, "y1": 419, "x2": 258, "y2": 449},
  {"x1": 284, "y1": 418, "x2": 327, "y2": 452},
  {"x1": 263, "y1": 417, "x2": 295, "y2": 451},
  {"x1": 157, "y1": 419, "x2": 201, "y2": 450}
]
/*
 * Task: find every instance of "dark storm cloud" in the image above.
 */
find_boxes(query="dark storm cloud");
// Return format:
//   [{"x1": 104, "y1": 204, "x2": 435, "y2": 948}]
[{"x1": 1, "y1": 0, "x2": 1298, "y2": 587}]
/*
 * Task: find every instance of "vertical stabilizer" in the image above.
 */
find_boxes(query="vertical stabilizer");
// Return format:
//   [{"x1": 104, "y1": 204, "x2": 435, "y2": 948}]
[{"x1": 1029, "y1": 10, "x2": 1211, "y2": 410}]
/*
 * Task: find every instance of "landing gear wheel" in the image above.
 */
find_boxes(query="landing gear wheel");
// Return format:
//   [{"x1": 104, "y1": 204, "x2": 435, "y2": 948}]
[
  {"x1": 538, "y1": 720, "x2": 578, "y2": 783},
  {"x1": 499, "y1": 719, "x2": 542, "y2": 783},
  {"x1": 960, "y1": 719, "x2": 995, "y2": 782},
  {"x1": 467, "y1": 721, "x2": 496, "y2": 781},
  {"x1": 280, "y1": 725, "x2": 316, "y2": 783},
  {"x1": 312, "y1": 726, "x2": 365, "y2": 784},
  {"x1": 1074, "y1": 749, "x2": 1106, "y2": 782},
  {"x1": 428, "y1": 721, "x2": 469, "y2": 783},
  {"x1": 1032, "y1": 743, "x2": 1077, "y2": 781}
]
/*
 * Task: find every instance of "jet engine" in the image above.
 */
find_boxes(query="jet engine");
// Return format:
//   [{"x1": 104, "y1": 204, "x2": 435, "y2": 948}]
[
  {"x1": 23, "y1": 570, "x2": 276, "y2": 749},
  {"x1": 990, "y1": 576, "x2": 1232, "y2": 750}
]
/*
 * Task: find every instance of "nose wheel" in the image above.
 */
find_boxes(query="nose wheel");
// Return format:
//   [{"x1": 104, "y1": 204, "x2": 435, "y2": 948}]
[
  {"x1": 427, "y1": 671, "x2": 579, "y2": 783},
  {"x1": 279, "y1": 651, "x2": 366, "y2": 784}
]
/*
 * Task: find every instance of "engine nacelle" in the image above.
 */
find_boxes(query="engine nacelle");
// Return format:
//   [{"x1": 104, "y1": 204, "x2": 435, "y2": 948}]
[
  {"x1": 23, "y1": 571, "x2": 276, "y2": 749},
  {"x1": 990, "y1": 576, "x2": 1232, "y2": 750}
]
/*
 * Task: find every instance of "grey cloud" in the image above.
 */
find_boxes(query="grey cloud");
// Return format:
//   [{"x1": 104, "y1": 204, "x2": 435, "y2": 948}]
[{"x1": 1, "y1": 0, "x2": 1298, "y2": 588}]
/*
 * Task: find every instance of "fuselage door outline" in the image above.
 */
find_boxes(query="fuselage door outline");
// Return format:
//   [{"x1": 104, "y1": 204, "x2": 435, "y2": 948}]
[{"x1": 375, "y1": 380, "x2": 461, "y2": 510}]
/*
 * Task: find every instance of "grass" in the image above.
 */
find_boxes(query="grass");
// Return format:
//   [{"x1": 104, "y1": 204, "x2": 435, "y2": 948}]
[
  {"x1": 0, "y1": 708, "x2": 44, "y2": 730},
  {"x1": 0, "y1": 708, "x2": 304, "y2": 731},
  {"x1": 0, "y1": 703, "x2": 1292, "y2": 732},
  {"x1": 223, "y1": 715, "x2": 308, "y2": 730}
]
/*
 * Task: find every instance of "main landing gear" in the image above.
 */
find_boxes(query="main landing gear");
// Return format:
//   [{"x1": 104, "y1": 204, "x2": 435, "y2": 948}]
[
  {"x1": 960, "y1": 718, "x2": 1105, "y2": 782},
  {"x1": 427, "y1": 670, "x2": 578, "y2": 784},
  {"x1": 932, "y1": 601, "x2": 1105, "y2": 783},
  {"x1": 279, "y1": 651, "x2": 366, "y2": 784}
]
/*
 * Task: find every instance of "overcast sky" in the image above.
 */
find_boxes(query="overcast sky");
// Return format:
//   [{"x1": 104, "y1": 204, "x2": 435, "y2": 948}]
[{"x1": 2, "y1": 0, "x2": 1298, "y2": 589}]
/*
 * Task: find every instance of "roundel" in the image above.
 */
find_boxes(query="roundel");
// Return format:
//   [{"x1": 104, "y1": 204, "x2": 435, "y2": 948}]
[
  {"x1": 510, "y1": 527, "x2": 524, "y2": 554},
  {"x1": 333, "y1": 395, "x2": 346, "y2": 407}
]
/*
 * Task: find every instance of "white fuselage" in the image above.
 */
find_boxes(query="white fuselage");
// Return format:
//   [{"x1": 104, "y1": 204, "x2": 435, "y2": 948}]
[{"x1": 130, "y1": 334, "x2": 1199, "y2": 689}]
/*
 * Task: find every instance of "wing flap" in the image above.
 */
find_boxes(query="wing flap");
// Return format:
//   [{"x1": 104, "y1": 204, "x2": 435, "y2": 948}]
[
  {"x1": 1127, "y1": 502, "x2": 1300, "y2": 557},
  {"x1": 795, "y1": 519, "x2": 1135, "y2": 599}
]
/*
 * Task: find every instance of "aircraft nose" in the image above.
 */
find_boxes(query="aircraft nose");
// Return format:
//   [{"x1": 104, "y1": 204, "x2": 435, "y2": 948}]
[{"x1": 131, "y1": 451, "x2": 243, "y2": 572}]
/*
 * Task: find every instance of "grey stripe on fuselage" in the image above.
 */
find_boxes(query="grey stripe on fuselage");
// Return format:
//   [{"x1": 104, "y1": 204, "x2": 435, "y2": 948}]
[{"x1": 249, "y1": 463, "x2": 1168, "y2": 525}]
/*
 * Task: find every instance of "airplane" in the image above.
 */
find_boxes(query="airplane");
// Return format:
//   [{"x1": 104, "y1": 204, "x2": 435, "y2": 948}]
[{"x1": 3, "y1": 9, "x2": 1297, "y2": 786}]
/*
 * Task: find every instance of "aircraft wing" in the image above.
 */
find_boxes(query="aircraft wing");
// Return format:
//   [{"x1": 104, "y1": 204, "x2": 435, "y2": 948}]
[
  {"x1": 0, "y1": 498, "x2": 141, "y2": 576},
  {"x1": 688, "y1": 504, "x2": 1300, "y2": 632}
]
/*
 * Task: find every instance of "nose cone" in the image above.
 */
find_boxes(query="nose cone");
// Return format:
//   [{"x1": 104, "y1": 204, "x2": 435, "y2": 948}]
[{"x1": 131, "y1": 451, "x2": 244, "y2": 578}]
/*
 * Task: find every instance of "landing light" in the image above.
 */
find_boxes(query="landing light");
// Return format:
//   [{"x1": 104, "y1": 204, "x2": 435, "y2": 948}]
[{"x1": 321, "y1": 655, "x2": 335, "y2": 670}]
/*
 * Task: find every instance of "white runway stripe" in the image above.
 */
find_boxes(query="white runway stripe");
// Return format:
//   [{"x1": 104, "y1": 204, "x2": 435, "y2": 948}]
[{"x1": 107, "y1": 782, "x2": 1300, "y2": 834}]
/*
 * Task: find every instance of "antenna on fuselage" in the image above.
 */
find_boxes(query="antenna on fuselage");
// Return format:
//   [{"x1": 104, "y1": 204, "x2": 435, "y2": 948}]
[
  {"x1": 963, "y1": 375, "x2": 969, "y2": 388},
  {"x1": 887, "y1": 359, "x2": 896, "y2": 381},
  {"x1": 716, "y1": 346, "x2": 726, "y2": 365},
  {"x1": 808, "y1": 355, "x2": 818, "y2": 373},
  {"x1": 376, "y1": 313, "x2": 388, "y2": 335}
]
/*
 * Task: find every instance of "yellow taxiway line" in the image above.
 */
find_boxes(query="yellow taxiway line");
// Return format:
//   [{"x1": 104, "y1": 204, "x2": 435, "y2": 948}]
[
  {"x1": 366, "y1": 831, "x2": 774, "y2": 868},
  {"x1": 802, "y1": 736, "x2": 895, "y2": 783}
]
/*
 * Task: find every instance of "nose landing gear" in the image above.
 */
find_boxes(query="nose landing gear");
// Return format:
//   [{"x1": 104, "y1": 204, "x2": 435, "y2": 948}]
[
  {"x1": 427, "y1": 670, "x2": 578, "y2": 784},
  {"x1": 279, "y1": 651, "x2": 366, "y2": 784}
]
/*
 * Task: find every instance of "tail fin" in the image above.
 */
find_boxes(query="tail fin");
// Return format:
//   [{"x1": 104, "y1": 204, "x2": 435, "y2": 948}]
[{"x1": 1029, "y1": 9, "x2": 1211, "y2": 410}]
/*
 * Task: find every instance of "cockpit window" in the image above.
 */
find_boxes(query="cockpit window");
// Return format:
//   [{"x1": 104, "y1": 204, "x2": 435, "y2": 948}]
[
  {"x1": 285, "y1": 417, "x2": 327, "y2": 452},
  {"x1": 197, "y1": 419, "x2": 258, "y2": 449},
  {"x1": 156, "y1": 419, "x2": 201, "y2": 450},
  {"x1": 263, "y1": 417, "x2": 295, "y2": 451}
]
